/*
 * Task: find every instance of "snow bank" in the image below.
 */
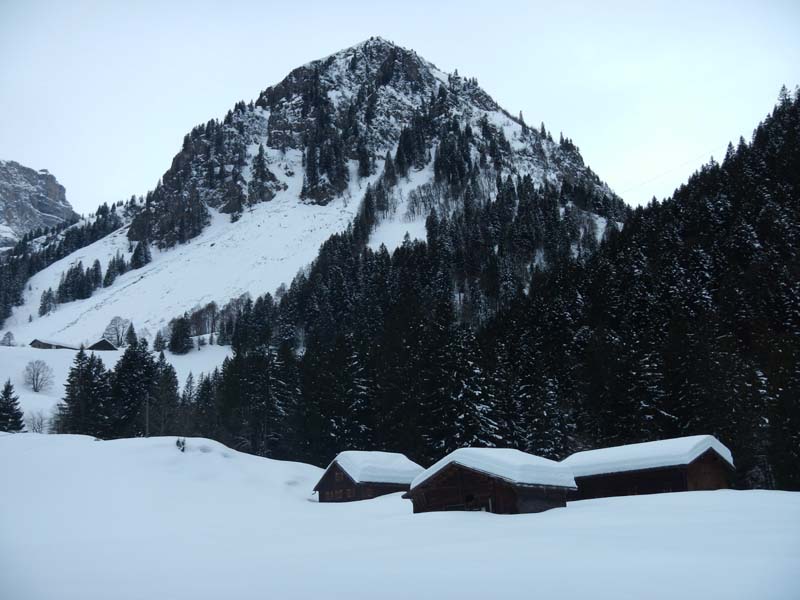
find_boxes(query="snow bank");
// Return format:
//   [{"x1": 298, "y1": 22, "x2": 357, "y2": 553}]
[
  {"x1": 411, "y1": 447, "x2": 577, "y2": 490},
  {"x1": 562, "y1": 435, "x2": 735, "y2": 478},
  {"x1": 1, "y1": 434, "x2": 798, "y2": 600},
  {"x1": 325, "y1": 450, "x2": 423, "y2": 485}
]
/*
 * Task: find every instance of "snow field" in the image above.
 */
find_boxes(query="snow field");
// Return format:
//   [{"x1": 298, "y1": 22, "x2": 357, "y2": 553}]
[{"x1": 1, "y1": 434, "x2": 798, "y2": 600}]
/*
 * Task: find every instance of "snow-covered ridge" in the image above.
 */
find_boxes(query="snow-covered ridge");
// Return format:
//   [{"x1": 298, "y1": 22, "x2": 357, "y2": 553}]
[
  {"x1": 561, "y1": 435, "x2": 735, "y2": 478},
  {"x1": 411, "y1": 447, "x2": 578, "y2": 490}
]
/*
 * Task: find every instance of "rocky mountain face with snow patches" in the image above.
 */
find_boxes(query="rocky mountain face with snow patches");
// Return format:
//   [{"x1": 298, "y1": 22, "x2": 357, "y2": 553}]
[
  {"x1": 0, "y1": 160, "x2": 77, "y2": 247},
  {"x1": 127, "y1": 37, "x2": 625, "y2": 248},
  {"x1": 1, "y1": 37, "x2": 625, "y2": 347}
]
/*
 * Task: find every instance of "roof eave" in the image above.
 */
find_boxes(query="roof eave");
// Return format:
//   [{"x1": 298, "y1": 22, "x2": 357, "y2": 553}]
[{"x1": 411, "y1": 460, "x2": 576, "y2": 492}]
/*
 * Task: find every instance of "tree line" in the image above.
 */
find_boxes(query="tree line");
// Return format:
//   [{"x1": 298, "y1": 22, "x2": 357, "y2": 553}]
[
  {"x1": 47, "y1": 89, "x2": 800, "y2": 493},
  {"x1": 0, "y1": 202, "x2": 124, "y2": 328},
  {"x1": 38, "y1": 242, "x2": 151, "y2": 317}
]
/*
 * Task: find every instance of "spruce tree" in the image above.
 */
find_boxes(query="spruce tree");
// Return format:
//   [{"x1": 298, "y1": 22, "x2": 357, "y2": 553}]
[
  {"x1": 125, "y1": 322, "x2": 138, "y2": 347},
  {"x1": 151, "y1": 352, "x2": 180, "y2": 435},
  {"x1": 0, "y1": 379, "x2": 25, "y2": 432},
  {"x1": 169, "y1": 316, "x2": 193, "y2": 354},
  {"x1": 153, "y1": 330, "x2": 166, "y2": 352},
  {"x1": 59, "y1": 349, "x2": 110, "y2": 437},
  {"x1": 108, "y1": 339, "x2": 157, "y2": 437}
]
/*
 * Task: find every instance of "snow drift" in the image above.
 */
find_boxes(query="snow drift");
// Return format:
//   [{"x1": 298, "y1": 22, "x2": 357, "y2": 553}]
[{"x1": 1, "y1": 434, "x2": 798, "y2": 600}]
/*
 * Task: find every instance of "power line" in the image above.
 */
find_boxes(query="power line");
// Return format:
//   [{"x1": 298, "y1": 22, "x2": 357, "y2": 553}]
[{"x1": 618, "y1": 143, "x2": 729, "y2": 198}]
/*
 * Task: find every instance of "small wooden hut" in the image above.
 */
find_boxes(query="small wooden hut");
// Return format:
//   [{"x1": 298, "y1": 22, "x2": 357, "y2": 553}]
[
  {"x1": 87, "y1": 339, "x2": 118, "y2": 351},
  {"x1": 29, "y1": 339, "x2": 78, "y2": 350},
  {"x1": 561, "y1": 435, "x2": 734, "y2": 501},
  {"x1": 402, "y1": 448, "x2": 577, "y2": 514},
  {"x1": 314, "y1": 451, "x2": 424, "y2": 502}
]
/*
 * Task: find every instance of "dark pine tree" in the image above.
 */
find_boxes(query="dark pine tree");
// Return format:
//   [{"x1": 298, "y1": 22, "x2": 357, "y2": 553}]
[
  {"x1": 0, "y1": 379, "x2": 25, "y2": 432},
  {"x1": 169, "y1": 316, "x2": 193, "y2": 354}
]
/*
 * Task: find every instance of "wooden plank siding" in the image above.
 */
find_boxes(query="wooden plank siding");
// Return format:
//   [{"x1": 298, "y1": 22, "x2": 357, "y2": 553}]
[
  {"x1": 686, "y1": 449, "x2": 731, "y2": 491},
  {"x1": 315, "y1": 462, "x2": 409, "y2": 502},
  {"x1": 404, "y1": 462, "x2": 570, "y2": 515},
  {"x1": 571, "y1": 449, "x2": 732, "y2": 501}
]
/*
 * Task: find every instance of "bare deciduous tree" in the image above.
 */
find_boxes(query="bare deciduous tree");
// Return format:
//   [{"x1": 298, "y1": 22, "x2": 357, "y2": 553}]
[
  {"x1": 103, "y1": 316, "x2": 131, "y2": 347},
  {"x1": 26, "y1": 410, "x2": 48, "y2": 433},
  {"x1": 24, "y1": 360, "x2": 54, "y2": 393}
]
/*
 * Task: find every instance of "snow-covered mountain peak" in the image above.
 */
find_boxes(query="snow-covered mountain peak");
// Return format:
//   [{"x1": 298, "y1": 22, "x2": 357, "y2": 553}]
[
  {"x1": 2, "y1": 39, "x2": 626, "y2": 345},
  {"x1": 126, "y1": 37, "x2": 621, "y2": 245}
]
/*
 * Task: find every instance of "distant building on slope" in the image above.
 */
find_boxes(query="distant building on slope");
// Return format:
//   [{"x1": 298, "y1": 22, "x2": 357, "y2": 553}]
[
  {"x1": 86, "y1": 339, "x2": 118, "y2": 351},
  {"x1": 314, "y1": 451, "x2": 424, "y2": 502},
  {"x1": 29, "y1": 338, "x2": 78, "y2": 350},
  {"x1": 402, "y1": 448, "x2": 577, "y2": 515},
  {"x1": 561, "y1": 435, "x2": 734, "y2": 500}
]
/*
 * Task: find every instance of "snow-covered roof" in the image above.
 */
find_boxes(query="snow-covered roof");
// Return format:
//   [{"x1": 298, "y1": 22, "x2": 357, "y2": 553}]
[
  {"x1": 30, "y1": 338, "x2": 78, "y2": 349},
  {"x1": 410, "y1": 448, "x2": 577, "y2": 491},
  {"x1": 319, "y1": 451, "x2": 424, "y2": 486},
  {"x1": 561, "y1": 435, "x2": 734, "y2": 478}
]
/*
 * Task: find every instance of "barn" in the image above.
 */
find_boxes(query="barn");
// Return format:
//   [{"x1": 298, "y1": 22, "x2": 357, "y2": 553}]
[
  {"x1": 29, "y1": 339, "x2": 78, "y2": 350},
  {"x1": 314, "y1": 451, "x2": 424, "y2": 502},
  {"x1": 87, "y1": 339, "x2": 118, "y2": 351},
  {"x1": 561, "y1": 435, "x2": 735, "y2": 500},
  {"x1": 402, "y1": 448, "x2": 577, "y2": 514}
]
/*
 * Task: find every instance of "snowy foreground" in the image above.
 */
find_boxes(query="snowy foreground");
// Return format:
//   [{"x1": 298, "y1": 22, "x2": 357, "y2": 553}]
[{"x1": 2, "y1": 435, "x2": 798, "y2": 600}]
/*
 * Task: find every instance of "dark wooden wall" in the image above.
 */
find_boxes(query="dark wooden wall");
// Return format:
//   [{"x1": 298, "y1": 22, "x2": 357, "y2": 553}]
[
  {"x1": 686, "y1": 450, "x2": 731, "y2": 491},
  {"x1": 572, "y1": 450, "x2": 731, "y2": 500},
  {"x1": 406, "y1": 463, "x2": 569, "y2": 515},
  {"x1": 316, "y1": 463, "x2": 409, "y2": 502},
  {"x1": 573, "y1": 466, "x2": 687, "y2": 500}
]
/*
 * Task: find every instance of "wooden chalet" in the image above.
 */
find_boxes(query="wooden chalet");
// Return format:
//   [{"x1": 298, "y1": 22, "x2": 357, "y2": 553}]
[
  {"x1": 402, "y1": 448, "x2": 577, "y2": 515},
  {"x1": 561, "y1": 435, "x2": 734, "y2": 500},
  {"x1": 29, "y1": 338, "x2": 78, "y2": 350},
  {"x1": 314, "y1": 451, "x2": 424, "y2": 502},
  {"x1": 87, "y1": 339, "x2": 118, "y2": 351}
]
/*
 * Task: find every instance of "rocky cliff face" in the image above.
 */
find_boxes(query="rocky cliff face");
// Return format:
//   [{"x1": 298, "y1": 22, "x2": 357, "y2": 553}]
[{"x1": 0, "y1": 160, "x2": 77, "y2": 246}]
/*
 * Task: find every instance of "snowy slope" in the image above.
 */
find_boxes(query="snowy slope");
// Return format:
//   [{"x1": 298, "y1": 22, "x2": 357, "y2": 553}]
[
  {"x1": 2, "y1": 161, "x2": 371, "y2": 344},
  {"x1": 0, "y1": 344, "x2": 232, "y2": 423},
  {"x1": 1, "y1": 434, "x2": 798, "y2": 600}
]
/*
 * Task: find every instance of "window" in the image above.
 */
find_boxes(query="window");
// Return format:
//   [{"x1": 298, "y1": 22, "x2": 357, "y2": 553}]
[{"x1": 334, "y1": 471, "x2": 344, "y2": 482}]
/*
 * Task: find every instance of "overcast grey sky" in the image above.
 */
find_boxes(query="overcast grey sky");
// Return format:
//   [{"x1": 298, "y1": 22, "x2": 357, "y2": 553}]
[{"x1": 1, "y1": 0, "x2": 798, "y2": 214}]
